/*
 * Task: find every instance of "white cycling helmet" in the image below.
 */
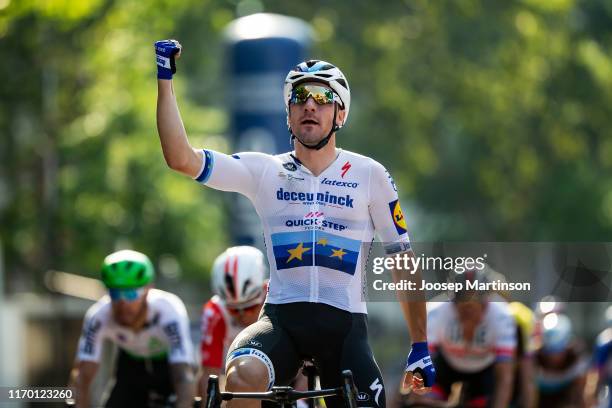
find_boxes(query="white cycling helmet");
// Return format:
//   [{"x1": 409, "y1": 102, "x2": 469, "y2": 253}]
[
  {"x1": 211, "y1": 246, "x2": 266, "y2": 309},
  {"x1": 283, "y1": 60, "x2": 351, "y2": 127},
  {"x1": 541, "y1": 313, "x2": 572, "y2": 354}
]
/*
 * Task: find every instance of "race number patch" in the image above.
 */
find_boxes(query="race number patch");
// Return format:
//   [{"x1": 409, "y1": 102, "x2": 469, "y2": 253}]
[{"x1": 388, "y1": 199, "x2": 407, "y2": 235}]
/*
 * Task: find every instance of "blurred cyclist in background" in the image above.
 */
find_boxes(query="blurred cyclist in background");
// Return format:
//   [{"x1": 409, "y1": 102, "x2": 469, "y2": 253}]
[
  {"x1": 406, "y1": 269, "x2": 516, "y2": 408},
  {"x1": 69, "y1": 250, "x2": 195, "y2": 408},
  {"x1": 508, "y1": 301, "x2": 537, "y2": 408},
  {"x1": 586, "y1": 305, "x2": 612, "y2": 408},
  {"x1": 198, "y1": 246, "x2": 267, "y2": 393},
  {"x1": 534, "y1": 312, "x2": 589, "y2": 408}
]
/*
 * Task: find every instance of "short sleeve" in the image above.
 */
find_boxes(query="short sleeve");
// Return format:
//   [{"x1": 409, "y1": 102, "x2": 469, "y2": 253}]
[
  {"x1": 76, "y1": 303, "x2": 109, "y2": 363},
  {"x1": 200, "y1": 301, "x2": 227, "y2": 369},
  {"x1": 494, "y1": 308, "x2": 517, "y2": 362},
  {"x1": 194, "y1": 150, "x2": 271, "y2": 201},
  {"x1": 160, "y1": 296, "x2": 195, "y2": 364},
  {"x1": 368, "y1": 160, "x2": 411, "y2": 254}
]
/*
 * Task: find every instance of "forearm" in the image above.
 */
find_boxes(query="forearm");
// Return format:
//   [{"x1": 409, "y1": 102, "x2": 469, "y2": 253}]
[
  {"x1": 392, "y1": 261, "x2": 426, "y2": 342},
  {"x1": 492, "y1": 362, "x2": 513, "y2": 408},
  {"x1": 519, "y1": 357, "x2": 536, "y2": 408},
  {"x1": 74, "y1": 385, "x2": 91, "y2": 408},
  {"x1": 171, "y1": 363, "x2": 196, "y2": 408},
  {"x1": 71, "y1": 362, "x2": 98, "y2": 408},
  {"x1": 156, "y1": 80, "x2": 199, "y2": 175}
]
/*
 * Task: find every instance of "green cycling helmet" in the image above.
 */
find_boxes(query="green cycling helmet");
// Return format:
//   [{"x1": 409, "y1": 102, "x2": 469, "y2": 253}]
[{"x1": 101, "y1": 249, "x2": 154, "y2": 289}]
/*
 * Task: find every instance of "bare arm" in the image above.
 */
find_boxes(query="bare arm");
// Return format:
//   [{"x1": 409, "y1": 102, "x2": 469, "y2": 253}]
[
  {"x1": 518, "y1": 356, "x2": 536, "y2": 408},
  {"x1": 198, "y1": 366, "x2": 223, "y2": 399},
  {"x1": 394, "y1": 250, "x2": 429, "y2": 393},
  {"x1": 170, "y1": 363, "x2": 196, "y2": 408},
  {"x1": 492, "y1": 361, "x2": 514, "y2": 408},
  {"x1": 156, "y1": 78, "x2": 203, "y2": 177},
  {"x1": 70, "y1": 361, "x2": 99, "y2": 408},
  {"x1": 392, "y1": 256, "x2": 427, "y2": 343}
]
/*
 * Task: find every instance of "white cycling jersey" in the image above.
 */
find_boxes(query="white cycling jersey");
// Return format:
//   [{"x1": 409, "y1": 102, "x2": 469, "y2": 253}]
[
  {"x1": 427, "y1": 301, "x2": 517, "y2": 373},
  {"x1": 194, "y1": 149, "x2": 411, "y2": 313},
  {"x1": 76, "y1": 289, "x2": 194, "y2": 364}
]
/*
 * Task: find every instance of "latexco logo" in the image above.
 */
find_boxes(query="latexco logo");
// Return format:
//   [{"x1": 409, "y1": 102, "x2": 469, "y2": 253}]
[{"x1": 321, "y1": 177, "x2": 359, "y2": 188}]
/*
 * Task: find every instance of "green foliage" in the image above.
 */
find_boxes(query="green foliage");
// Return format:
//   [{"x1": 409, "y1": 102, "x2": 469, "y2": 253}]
[{"x1": 1, "y1": 0, "x2": 611, "y2": 291}]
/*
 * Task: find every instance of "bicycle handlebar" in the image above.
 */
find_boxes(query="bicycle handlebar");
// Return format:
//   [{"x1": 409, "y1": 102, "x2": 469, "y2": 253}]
[{"x1": 205, "y1": 369, "x2": 358, "y2": 408}]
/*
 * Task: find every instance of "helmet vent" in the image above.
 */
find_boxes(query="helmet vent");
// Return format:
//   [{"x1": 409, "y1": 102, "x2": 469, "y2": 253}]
[
  {"x1": 336, "y1": 79, "x2": 348, "y2": 89},
  {"x1": 125, "y1": 261, "x2": 133, "y2": 271},
  {"x1": 225, "y1": 274, "x2": 236, "y2": 299},
  {"x1": 315, "y1": 73, "x2": 332, "y2": 78},
  {"x1": 289, "y1": 74, "x2": 304, "y2": 80},
  {"x1": 136, "y1": 266, "x2": 145, "y2": 281},
  {"x1": 242, "y1": 278, "x2": 252, "y2": 296}
]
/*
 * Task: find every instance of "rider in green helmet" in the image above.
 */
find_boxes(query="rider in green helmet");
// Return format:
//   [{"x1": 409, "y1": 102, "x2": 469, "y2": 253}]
[
  {"x1": 101, "y1": 249, "x2": 154, "y2": 326},
  {"x1": 70, "y1": 249, "x2": 195, "y2": 408}
]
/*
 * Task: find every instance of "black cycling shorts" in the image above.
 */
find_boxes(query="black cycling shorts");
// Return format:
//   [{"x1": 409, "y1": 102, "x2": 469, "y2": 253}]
[
  {"x1": 227, "y1": 302, "x2": 386, "y2": 408},
  {"x1": 104, "y1": 349, "x2": 173, "y2": 408},
  {"x1": 430, "y1": 352, "x2": 494, "y2": 407}
]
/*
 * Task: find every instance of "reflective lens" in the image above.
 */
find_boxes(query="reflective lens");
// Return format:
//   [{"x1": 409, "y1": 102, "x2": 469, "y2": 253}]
[
  {"x1": 109, "y1": 287, "x2": 144, "y2": 302},
  {"x1": 290, "y1": 85, "x2": 338, "y2": 105}
]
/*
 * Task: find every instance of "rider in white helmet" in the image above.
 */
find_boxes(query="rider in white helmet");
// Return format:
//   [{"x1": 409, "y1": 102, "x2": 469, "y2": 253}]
[
  {"x1": 535, "y1": 313, "x2": 589, "y2": 408},
  {"x1": 198, "y1": 246, "x2": 268, "y2": 395}
]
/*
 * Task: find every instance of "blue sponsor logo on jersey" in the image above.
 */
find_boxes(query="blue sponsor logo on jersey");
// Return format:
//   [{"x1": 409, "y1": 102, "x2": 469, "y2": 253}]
[
  {"x1": 320, "y1": 177, "x2": 359, "y2": 188},
  {"x1": 276, "y1": 188, "x2": 354, "y2": 208}
]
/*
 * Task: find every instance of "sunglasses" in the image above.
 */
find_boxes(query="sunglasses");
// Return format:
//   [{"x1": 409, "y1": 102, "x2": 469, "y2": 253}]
[
  {"x1": 227, "y1": 303, "x2": 261, "y2": 316},
  {"x1": 109, "y1": 287, "x2": 145, "y2": 302},
  {"x1": 290, "y1": 85, "x2": 340, "y2": 105}
]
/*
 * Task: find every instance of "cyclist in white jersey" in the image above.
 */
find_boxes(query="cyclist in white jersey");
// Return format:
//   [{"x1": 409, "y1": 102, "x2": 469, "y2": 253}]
[
  {"x1": 69, "y1": 250, "x2": 195, "y2": 408},
  {"x1": 407, "y1": 270, "x2": 516, "y2": 408},
  {"x1": 155, "y1": 39, "x2": 435, "y2": 407}
]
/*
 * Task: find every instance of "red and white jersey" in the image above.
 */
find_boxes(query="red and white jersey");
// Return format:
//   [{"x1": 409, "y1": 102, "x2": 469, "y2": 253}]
[
  {"x1": 428, "y1": 301, "x2": 517, "y2": 373},
  {"x1": 199, "y1": 295, "x2": 243, "y2": 369}
]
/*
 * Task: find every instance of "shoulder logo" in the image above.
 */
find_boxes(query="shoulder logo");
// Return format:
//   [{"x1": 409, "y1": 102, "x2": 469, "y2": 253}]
[
  {"x1": 388, "y1": 199, "x2": 408, "y2": 235},
  {"x1": 283, "y1": 162, "x2": 297, "y2": 172},
  {"x1": 385, "y1": 170, "x2": 397, "y2": 192},
  {"x1": 341, "y1": 161, "x2": 351, "y2": 178}
]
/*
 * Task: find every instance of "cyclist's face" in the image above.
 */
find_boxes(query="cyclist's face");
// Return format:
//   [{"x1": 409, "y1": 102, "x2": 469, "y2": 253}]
[
  {"x1": 111, "y1": 288, "x2": 148, "y2": 327},
  {"x1": 288, "y1": 83, "x2": 345, "y2": 144},
  {"x1": 229, "y1": 302, "x2": 263, "y2": 327},
  {"x1": 455, "y1": 300, "x2": 485, "y2": 327}
]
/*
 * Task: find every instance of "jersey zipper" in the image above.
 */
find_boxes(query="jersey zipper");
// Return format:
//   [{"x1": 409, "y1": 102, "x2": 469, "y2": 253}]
[{"x1": 310, "y1": 175, "x2": 319, "y2": 303}]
